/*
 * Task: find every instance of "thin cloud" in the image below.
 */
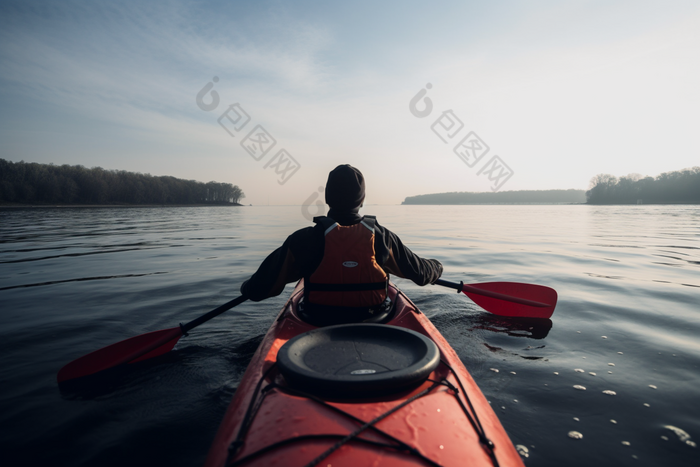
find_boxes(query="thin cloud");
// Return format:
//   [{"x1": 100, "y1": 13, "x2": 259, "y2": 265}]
[{"x1": 0, "y1": 1, "x2": 334, "y2": 128}]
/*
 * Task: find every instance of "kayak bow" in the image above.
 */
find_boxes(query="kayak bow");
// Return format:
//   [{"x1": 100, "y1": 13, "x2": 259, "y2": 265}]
[{"x1": 204, "y1": 281, "x2": 525, "y2": 467}]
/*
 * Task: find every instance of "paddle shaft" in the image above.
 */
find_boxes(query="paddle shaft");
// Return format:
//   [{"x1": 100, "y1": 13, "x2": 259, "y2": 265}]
[
  {"x1": 181, "y1": 295, "x2": 248, "y2": 334},
  {"x1": 121, "y1": 295, "x2": 248, "y2": 365},
  {"x1": 435, "y1": 279, "x2": 550, "y2": 308}
]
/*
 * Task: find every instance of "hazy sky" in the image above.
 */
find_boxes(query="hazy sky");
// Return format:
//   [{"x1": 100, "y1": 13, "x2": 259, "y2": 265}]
[{"x1": 1, "y1": 0, "x2": 699, "y2": 205}]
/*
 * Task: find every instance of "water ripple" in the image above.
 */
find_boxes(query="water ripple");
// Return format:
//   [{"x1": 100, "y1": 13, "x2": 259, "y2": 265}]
[{"x1": 0, "y1": 272, "x2": 169, "y2": 291}]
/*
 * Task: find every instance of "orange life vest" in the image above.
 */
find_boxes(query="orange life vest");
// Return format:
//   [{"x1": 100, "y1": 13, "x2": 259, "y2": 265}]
[{"x1": 306, "y1": 216, "x2": 388, "y2": 308}]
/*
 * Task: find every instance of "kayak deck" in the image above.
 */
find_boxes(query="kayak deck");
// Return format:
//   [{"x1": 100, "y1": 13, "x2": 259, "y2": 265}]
[{"x1": 204, "y1": 281, "x2": 524, "y2": 467}]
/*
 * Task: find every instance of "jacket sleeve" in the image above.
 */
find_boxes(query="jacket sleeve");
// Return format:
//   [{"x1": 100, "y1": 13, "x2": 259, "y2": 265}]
[
  {"x1": 374, "y1": 222, "x2": 443, "y2": 286},
  {"x1": 240, "y1": 226, "x2": 322, "y2": 301},
  {"x1": 240, "y1": 243, "x2": 293, "y2": 301}
]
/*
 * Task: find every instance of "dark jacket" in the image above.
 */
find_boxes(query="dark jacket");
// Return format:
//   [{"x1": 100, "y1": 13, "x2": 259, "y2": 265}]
[{"x1": 240, "y1": 210, "x2": 443, "y2": 301}]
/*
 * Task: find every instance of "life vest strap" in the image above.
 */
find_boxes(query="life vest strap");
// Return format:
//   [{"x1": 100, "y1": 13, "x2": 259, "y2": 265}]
[
  {"x1": 360, "y1": 215, "x2": 376, "y2": 233},
  {"x1": 313, "y1": 216, "x2": 376, "y2": 230},
  {"x1": 305, "y1": 280, "x2": 388, "y2": 292}
]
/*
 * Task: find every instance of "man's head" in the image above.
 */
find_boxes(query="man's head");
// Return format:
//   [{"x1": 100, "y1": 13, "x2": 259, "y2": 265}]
[{"x1": 325, "y1": 164, "x2": 365, "y2": 211}]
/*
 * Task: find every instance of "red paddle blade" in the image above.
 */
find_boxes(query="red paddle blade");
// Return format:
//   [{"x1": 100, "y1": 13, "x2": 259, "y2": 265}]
[
  {"x1": 57, "y1": 327, "x2": 183, "y2": 383},
  {"x1": 462, "y1": 282, "x2": 557, "y2": 319}
]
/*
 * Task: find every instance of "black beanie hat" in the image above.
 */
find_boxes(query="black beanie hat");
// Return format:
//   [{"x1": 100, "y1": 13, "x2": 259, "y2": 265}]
[{"x1": 325, "y1": 164, "x2": 365, "y2": 210}]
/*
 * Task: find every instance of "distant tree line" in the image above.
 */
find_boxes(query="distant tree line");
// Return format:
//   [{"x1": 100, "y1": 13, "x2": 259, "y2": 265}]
[
  {"x1": 0, "y1": 159, "x2": 244, "y2": 205},
  {"x1": 586, "y1": 167, "x2": 700, "y2": 204},
  {"x1": 402, "y1": 189, "x2": 586, "y2": 205}
]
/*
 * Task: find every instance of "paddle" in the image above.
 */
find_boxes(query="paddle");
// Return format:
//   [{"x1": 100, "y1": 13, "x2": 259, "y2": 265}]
[
  {"x1": 434, "y1": 279, "x2": 557, "y2": 319},
  {"x1": 58, "y1": 279, "x2": 555, "y2": 383},
  {"x1": 57, "y1": 295, "x2": 248, "y2": 384}
]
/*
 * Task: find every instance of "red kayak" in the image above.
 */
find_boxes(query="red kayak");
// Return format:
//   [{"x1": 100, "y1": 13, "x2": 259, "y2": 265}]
[{"x1": 204, "y1": 281, "x2": 525, "y2": 467}]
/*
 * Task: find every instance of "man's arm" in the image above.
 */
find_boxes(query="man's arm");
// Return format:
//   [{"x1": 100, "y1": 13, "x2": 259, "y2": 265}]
[
  {"x1": 240, "y1": 226, "x2": 323, "y2": 301},
  {"x1": 240, "y1": 243, "x2": 294, "y2": 301},
  {"x1": 374, "y1": 222, "x2": 443, "y2": 286}
]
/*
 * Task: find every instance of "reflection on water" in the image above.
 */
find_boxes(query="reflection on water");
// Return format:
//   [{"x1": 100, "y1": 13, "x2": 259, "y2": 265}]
[
  {"x1": 0, "y1": 205, "x2": 699, "y2": 467},
  {"x1": 57, "y1": 353, "x2": 179, "y2": 400},
  {"x1": 470, "y1": 315, "x2": 553, "y2": 340}
]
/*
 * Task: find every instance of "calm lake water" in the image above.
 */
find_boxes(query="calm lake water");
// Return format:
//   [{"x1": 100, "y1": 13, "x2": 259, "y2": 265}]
[{"x1": 1, "y1": 205, "x2": 698, "y2": 466}]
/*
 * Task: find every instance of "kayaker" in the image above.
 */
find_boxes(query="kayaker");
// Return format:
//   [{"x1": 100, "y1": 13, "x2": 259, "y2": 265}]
[{"x1": 241, "y1": 164, "x2": 443, "y2": 325}]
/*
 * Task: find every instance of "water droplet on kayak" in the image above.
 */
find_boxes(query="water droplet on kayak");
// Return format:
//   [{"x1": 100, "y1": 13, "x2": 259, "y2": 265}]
[
  {"x1": 589, "y1": 372, "x2": 597, "y2": 376},
  {"x1": 573, "y1": 385, "x2": 586, "y2": 391},
  {"x1": 437, "y1": 408, "x2": 440, "y2": 412},
  {"x1": 602, "y1": 390, "x2": 616, "y2": 396},
  {"x1": 439, "y1": 445, "x2": 444, "y2": 450},
  {"x1": 568, "y1": 431, "x2": 583, "y2": 439},
  {"x1": 575, "y1": 369, "x2": 584, "y2": 373},
  {"x1": 516, "y1": 445, "x2": 529, "y2": 458},
  {"x1": 649, "y1": 384, "x2": 657, "y2": 389},
  {"x1": 622, "y1": 441, "x2": 630, "y2": 446}
]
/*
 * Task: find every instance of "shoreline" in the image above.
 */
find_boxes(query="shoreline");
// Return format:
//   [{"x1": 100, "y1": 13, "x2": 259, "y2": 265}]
[
  {"x1": 401, "y1": 202, "x2": 700, "y2": 206},
  {"x1": 0, "y1": 203, "x2": 244, "y2": 209}
]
